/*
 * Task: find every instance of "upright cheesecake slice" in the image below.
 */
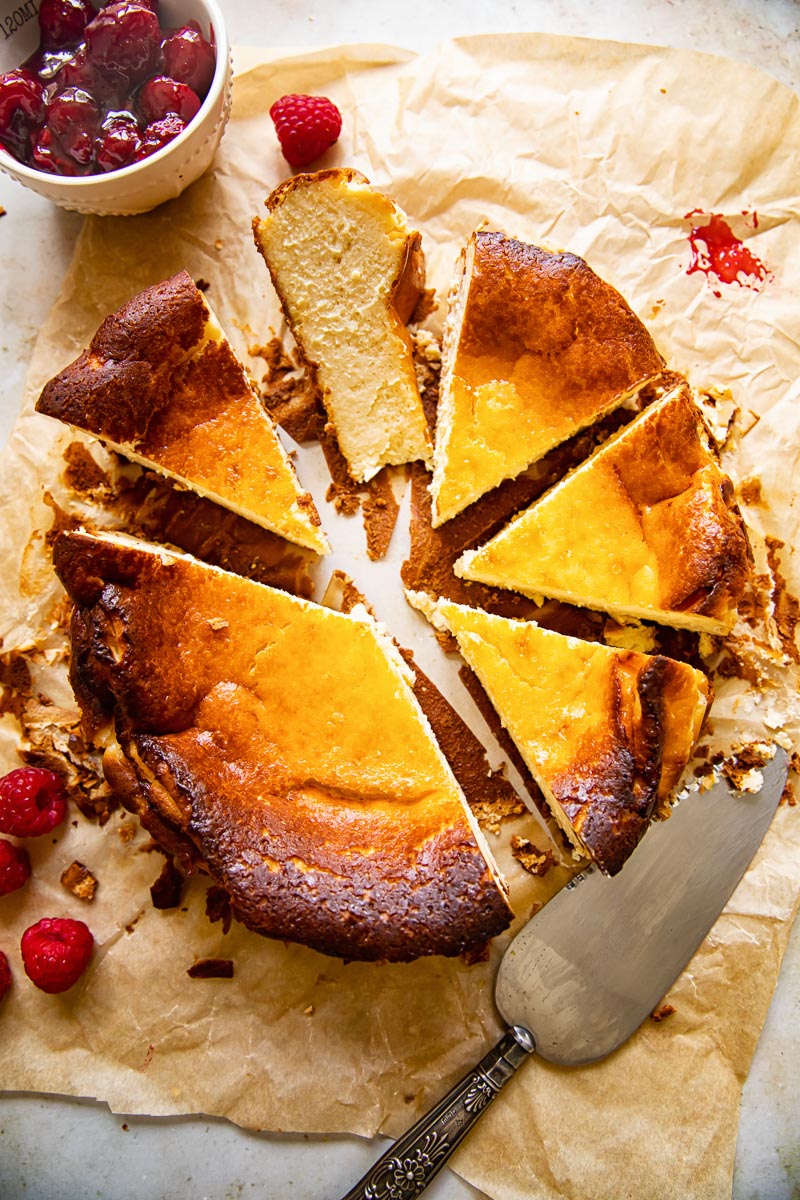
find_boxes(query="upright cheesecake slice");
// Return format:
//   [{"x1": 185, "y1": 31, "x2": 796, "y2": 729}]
[
  {"x1": 54, "y1": 529, "x2": 512, "y2": 962},
  {"x1": 435, "y1": 601, "x2": 709, "y2": 876},
  {"x1": 252, "y1": 168, "x2": 432, "y2": 482},
  {"x1": 36, "y1": 272, "x2": 329, "y2": 556},
  {"x1": 430, "y1": 231, "x2": 664, "y2": 526},
  {"x1": 457, "y1": 385, "x2": 750, "y2": 634}
]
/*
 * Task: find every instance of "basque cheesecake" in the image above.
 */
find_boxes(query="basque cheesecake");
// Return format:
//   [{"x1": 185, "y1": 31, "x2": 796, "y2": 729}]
[
  {"x1": 252, "y1": 168, "x2": 433, "y2": 483},
  {"x1": 53, "y1": 529, "x2": 512, "y2": 962},
  {"x1": 434, "y1": 600, "x2": 710, "y2": 876},
  {"x1": 456, "y1": 384, "x2": 750, "y2": 634},
  {"x1": 430, "y1": 230, "x2": 664, "y2": 526},
  {"x1": 36, "y1": 272, "x2": 329, "y2": 556}
]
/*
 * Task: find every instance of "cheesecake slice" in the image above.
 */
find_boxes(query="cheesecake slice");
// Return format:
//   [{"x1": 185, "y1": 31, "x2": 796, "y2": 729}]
[
  {"x1": 434, "y1": 600, "x2": 710, "y2": 876},
  {"x1": 54, "y1": 529, "x2": 512, "y2": 962},
  {"x1": 456, "y1": 385, "x2": 750, "y2": 634},
  {"x1": 36, "y1": 272, "x2": 329, "y2": 556},
  {"x1": 252, "y1": 168, "x2": 432, "y2": 483},
  {"x1": 430, "y1": 231, "x2": 664, "y2": 525}
]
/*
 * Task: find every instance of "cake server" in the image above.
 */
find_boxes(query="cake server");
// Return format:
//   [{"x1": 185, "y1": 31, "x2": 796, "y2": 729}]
[{"x1": 340, "y1": 747, "x2": 788, "y2": 1200}]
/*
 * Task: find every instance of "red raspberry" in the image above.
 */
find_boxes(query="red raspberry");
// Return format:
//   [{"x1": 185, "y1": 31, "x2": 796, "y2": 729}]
[
  {"x1": 0, "y1": 767, "x2": 68, "y2": 837},
  {"x1": 269, "y1": 94, "x2": 342, "y2": 170},
  {"x1": 21, "y1": 917, "x2": 94, "y2": 994},
  {"x1": 0, "y1": 951, "x2": 11, "y2": 1002},
  {"x1": 0, "y1": 839, "x2": 31, "y2": 895}
]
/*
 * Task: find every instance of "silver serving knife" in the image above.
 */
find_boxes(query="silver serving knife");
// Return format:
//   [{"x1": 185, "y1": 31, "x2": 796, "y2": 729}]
[{"x1": 341, "y1": 748, "x2": 788, "y2": 1200}]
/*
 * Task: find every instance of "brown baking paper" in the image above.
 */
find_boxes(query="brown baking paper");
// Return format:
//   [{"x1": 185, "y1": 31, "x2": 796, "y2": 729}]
[{"x1": 1, "y1": 33, "x2": 799, "y2": 1200}]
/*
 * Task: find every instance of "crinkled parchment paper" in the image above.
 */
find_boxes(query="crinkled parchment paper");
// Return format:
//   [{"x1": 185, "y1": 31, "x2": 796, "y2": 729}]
[{"x1": 1, "y1": 34, "x2": 799, "y2": 1200}]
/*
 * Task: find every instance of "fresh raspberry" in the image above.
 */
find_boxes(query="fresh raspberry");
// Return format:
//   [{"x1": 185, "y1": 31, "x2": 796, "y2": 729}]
[
  {"x1": 269, "y1": 94, "x2": 342, "y2": 170},
  {"x1": 0, "y1": 951, "x2": 11, "y2": 1002},
  {"x1": 0, "y1": 839, "x2": 31, "y2": 895},
  {"x1": 21, "y1": 917, "x2": 94, "y2": 994},
  {"x1": 0, "y1": 767, "x2": 68, "y2": 837}
]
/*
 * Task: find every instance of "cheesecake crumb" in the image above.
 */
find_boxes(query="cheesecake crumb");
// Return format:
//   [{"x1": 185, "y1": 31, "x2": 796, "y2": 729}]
[
  {"x1": 60, "y1": 860, "x2": 98, "y2": 902},
  {"x1": 651, "y1": 1003, "x2": 676, "y2": 1023},
  {"x1": 205, "y1": 885, "x2": 232, "y2": 933},
  {"x1": 510, "y1": 837, "x2": 556, "y2": 877},
  {"x1": 460, "y1": 941, "x2": 491, "y2": 966},
  {"x1": 188, "y1": 958, "x2": 234, "y2": 979},
  {"x1": 150, "y1": 856, "x2": 185, "y2": 909}
]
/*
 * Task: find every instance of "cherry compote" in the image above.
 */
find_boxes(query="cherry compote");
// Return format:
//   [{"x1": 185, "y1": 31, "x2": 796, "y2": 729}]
[{"x1": 0, "y1": 2, "x2": 215, "y2": 177}]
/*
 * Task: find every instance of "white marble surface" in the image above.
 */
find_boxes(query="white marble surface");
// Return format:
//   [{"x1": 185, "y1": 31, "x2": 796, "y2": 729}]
[{"x1": 1, "y1": 2, "x2": 799, "y2": 1198}]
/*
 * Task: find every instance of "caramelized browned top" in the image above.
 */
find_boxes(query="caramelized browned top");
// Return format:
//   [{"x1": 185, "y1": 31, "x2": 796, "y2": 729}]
[
  {"x1": 461, "y1": 234, "x2": 662, "y2": 382},
  {"x1": 38, "y1": 272, "x2": 207, "y2": 443},
  {"x1": 36, "y1": 272, "x2": 327, "y2": 554},
  {"x1": 436, "y1": 603, "x2": 709, "y2": 876},
  {"x1": 459, "y1": 386, "x2": 751, "y2": 632},
  {"x1": 55, "y1": 531, "x2": 511, "y2": 961},
  {"x1": 431, "y1": 232, "x2": 665, "y2": 523}
]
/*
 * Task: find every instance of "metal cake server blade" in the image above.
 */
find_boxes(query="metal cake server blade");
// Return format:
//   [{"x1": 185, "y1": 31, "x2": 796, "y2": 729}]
[{"x1": 340, "y1": 747, "x2": 788, "y2": 1199}]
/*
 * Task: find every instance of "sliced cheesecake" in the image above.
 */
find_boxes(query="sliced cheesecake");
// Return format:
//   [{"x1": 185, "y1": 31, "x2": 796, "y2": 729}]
[
  {"x1": 434, "y1": 600, "x2": 710, "y2": 876},
  {"x1": 54, "y1": 529, "x2": 512, "y2": 962},
  {"x1": 430, "y1": 230, "x2": 664, "y2": 525},
  {"x1": 36, "y1": 272, "x2": 329, "y2": 556},
  {"x1": 456, "y1": 384, "x2": 750, "y2": 634},
  {"x1": 252, "y1": 168, "x2": 432, "y2": 483}
]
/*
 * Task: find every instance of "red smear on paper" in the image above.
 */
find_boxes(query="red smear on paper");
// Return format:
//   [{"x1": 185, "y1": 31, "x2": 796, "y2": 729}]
[{"x1": 684, "y1": 209, "x2": 770, "y2": 298}]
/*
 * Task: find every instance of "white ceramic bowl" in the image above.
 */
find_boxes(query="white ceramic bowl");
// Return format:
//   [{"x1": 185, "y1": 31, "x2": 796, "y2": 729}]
[{"x1": 0, "y1": 0, "x2": 231, "y2": 215}]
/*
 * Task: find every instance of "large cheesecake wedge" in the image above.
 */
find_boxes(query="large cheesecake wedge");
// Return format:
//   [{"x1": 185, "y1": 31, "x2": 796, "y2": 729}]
[
  {"x1": 434, "y1": 600, "x2": 710, "y2": 876},
  {"x1": 252, "y1": 168, "x2": 432, "y2": 482},
  {"x1": 37, "y1": 272, "x2": 329, "y2": 556},
  {"x1": 456, "y1": 385, "x2": 750, "y2": 634},
  {"x1": 430, "y1": 231, "x2": 664, "y2": 525},
  {"x1": 54, "y1": 529, "x2": 512, "y2": 962}
]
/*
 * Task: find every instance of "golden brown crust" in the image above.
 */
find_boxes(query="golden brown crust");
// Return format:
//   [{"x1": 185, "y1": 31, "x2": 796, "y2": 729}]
[
  {"x1": 431, "y1": 231, "x2": 664, "y2": 523},
  {"x1": 435, "y1": 603, "x2": 709, "y2": 877},
  {"x1": 38, "y1": 271, "x2": 207, "y2": 443},
  {"x1": 36, "y1": 272, "x2": 328, "y2": 555},
  {"x1": 261, "y1": 166, "x2": 368, "y2": 214},
  {"x1": 458, "y1": 386, "x2": 750, "y2": 632},
  {"x1": 554, "y1": 654, "x2": 692, "y2": 875},
  {"x1": 55, "y1": 531, "x2": 512, "y2": 962},
  {"x1": 460, "y1": 233, "x2": 662, "y2": 379}
]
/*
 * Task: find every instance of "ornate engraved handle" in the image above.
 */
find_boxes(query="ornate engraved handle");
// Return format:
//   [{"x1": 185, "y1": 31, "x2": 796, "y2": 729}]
[{"x1": 339, "y1": 1026, "x2": 535, "y2": 1200}]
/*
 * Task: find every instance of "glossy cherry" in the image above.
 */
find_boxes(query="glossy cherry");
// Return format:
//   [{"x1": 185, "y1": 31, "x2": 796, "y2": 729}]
[
  {"x1": 32, "y1": 125, "x2": 82, "y2": 174},
  {"x1": 38, "y1": 0, "x2": 96, "y2": 51},
  {"x1": 138, "y1": 75, "x2": 200, "y2": 123},
  {"x1": 56, "y1": 48, "x2": 121, "y2": 105},
  {"x1": 0, "y1": 70, "x2": 47, "y2": 153},
  {"x1": 161, "y1": 23, "x2": 215, "y2": 95},
  {"x1": 136, "y1": 111, "x2": 185, "y2": 159},
  {"x1": 96, "y1": 111, "x2": 142, "y2": 171},
  {"x1": 47, "y1": 87, "x2": 100, "y2": 164},
  {"x1": 4, "y1": 2, "x2": 214, "y2": 177},
  {"x1": 85, "y1": 2, "x2": 161, "y2": 83}
]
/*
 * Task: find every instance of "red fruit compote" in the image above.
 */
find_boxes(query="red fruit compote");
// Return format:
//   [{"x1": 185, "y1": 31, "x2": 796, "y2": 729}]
[{"x1": 0, "y1": 0, "x2": 216, "y2": 177}]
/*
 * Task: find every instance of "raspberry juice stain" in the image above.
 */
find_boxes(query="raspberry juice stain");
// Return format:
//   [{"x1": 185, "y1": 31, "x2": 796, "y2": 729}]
[{"x1": 684, "y1": 210, "x2": 770, "y2": 298}]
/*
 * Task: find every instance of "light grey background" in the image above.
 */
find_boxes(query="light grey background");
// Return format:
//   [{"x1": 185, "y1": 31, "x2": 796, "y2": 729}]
[{"x1": 1, "y1": 2, "x2": 799, "y2": 1198}]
